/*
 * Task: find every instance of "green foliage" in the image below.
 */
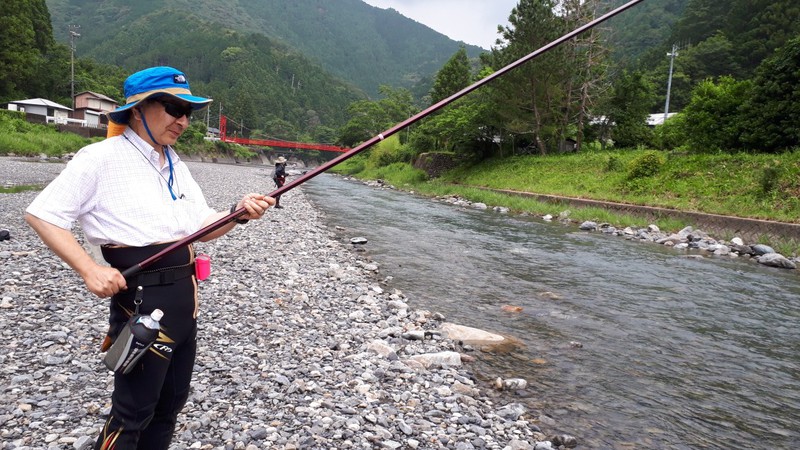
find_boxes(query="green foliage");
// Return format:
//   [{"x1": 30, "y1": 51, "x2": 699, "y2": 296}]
[
  {"x1": 330, "y1": 154, "x2": 367, "y2": 176},
  {"x1": 758, "y1": 165, "x2": 782, "y2": 196},
  {"x1": 366, "y1": 135, "x2": 412, "y2": 167},
  {"x1": 652, "y1": 114, "x2": 688, "y2": 150},
  {"x1": 338, "y1": 86, "x2": 417, "y2": 146},
  {"x1": 680, "y1": 76, "x2": 751, "y2": 152},
  {"x1": 0, "y1": 112, "x2": 90, "y2": 156},
  {"x1": 489, "y1": 0, "x2": 581, "y2": 154},
  {"x1": 0, "y1": 110, "x2": 35, "y2": 133},
  {"x1": 606, "y1": 70, "x2": 655, "y2": 148},
  {"x1": 626, "y1": 151, "x2": 666, "y2": 179},
  {"x1": 605, "y1": 0, "x2": 688, "y2": 66},
  {"x1": 409, "y1": 98, "x2": 489, "y2": 157},
  {"x1": 604, "y1": 155, "x2": 624, "y2": 172},
  {"x1": 232, "y1": 145, "x2": 257, "y2": 160},
  {"x1": 430, "y1": 47, "x2": 472, "y2": 104},
  {"x1": 177, "y1": 121, "x2": 208, "y2": 152},
  {"x1": 0, "y1": 0, "x2": 54, "y2": 100},
  {"x1": 47, "y1": 0, "x2": 484, "y2": 98},
  {"x1": 341, "y1": 161, "x2": 428, "y2": 187},
  {"x1": 740, "y1": 35, "x2": 800, "y2": 152}
]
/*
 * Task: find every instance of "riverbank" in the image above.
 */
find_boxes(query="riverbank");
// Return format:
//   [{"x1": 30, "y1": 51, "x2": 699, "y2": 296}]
[{"x1": 0, "y1": 158, "x2": 565, "y2": 449}]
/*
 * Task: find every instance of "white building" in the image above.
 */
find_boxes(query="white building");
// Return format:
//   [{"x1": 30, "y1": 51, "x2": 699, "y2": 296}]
[{"x1": 4, "y1": 98, "x2": 84, "y2": 125}]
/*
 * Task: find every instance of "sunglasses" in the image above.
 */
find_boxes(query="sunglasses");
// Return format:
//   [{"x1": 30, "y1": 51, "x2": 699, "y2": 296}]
[{"x1": 156, "y1": 100, "x2": 193, "y2": 119}]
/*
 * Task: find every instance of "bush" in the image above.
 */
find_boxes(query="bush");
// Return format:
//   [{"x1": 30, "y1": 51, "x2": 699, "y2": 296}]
[
  {"x1": 604, "y1": 155, "x2": 624, "y2": 172},
  {"x1": 367, "y1": 134, "x2": 414, "y2": 167},
  {"x1": 626, "y1": 151, "x2": 665, "y2": 179},
  {"x1": 653, "y1": 114, "x2": 687, "y2": 150}
]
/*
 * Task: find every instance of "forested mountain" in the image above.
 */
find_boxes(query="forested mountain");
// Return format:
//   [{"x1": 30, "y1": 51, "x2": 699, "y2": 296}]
[
  {"x1": 635, "y1": 0, "x2": 800, "y2": 112},
  {"x1": 45, "y1": 0, "x2": 485, "y2": 97},
  {"x1": 605, "y1": 0, "x2": 689, "y2": 66}
]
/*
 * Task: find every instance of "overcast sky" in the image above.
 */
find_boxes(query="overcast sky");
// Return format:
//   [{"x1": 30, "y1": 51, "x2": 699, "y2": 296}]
[{"x1": 361, "y1": 0, "x2": 518, "y2": 49}]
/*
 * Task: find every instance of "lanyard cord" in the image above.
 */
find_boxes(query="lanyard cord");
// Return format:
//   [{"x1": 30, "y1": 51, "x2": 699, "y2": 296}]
[
  {"x1": 122, "y1": 132, "x2": 182, "y2": 201},
  {"x1": 164, "y1": 148, "x2": 176, "y2": 200}
]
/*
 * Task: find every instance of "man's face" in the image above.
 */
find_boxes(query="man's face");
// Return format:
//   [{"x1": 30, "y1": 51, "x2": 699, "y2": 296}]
[{"x1": 136, "y1": 98, "x2": 192, "y2": 146}]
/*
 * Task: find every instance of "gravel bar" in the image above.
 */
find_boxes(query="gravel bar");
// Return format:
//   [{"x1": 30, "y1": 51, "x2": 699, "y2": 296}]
[{"x1": 0, "y1": 158, "x2": 564, "y2": 450}]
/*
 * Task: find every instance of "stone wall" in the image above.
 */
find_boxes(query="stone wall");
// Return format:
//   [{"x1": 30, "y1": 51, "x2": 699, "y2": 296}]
[
  {"x1": 488, "y1": 187, "x2": 800, "y2": 243},
  {"x1": 413, "y1": 152, "x2": 462, "y2": 178}
]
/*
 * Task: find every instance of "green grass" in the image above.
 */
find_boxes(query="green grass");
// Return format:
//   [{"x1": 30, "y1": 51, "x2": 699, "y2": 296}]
[
  {"x1": 440, "y1": 150, "x2": 800, "y2": 223},
  {"x1": 332, "y1": 148, "x2": 800, "y2": 255},
  {"x1": 0, "y1": 184, "x2": 44, "y2": 193}
]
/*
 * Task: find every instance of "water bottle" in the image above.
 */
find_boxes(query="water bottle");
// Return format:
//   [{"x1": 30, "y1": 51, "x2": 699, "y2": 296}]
[{"x1": 104, "y1": 307, "x2": 163, "y2": 374}]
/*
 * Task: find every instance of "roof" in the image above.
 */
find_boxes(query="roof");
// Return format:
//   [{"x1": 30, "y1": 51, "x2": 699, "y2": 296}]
[
  {"x1": 647, "y1": 113, "x2": 678, "y2": 126},
  {"x1": 76, "y1": 91, "x2": 117, "y2": 102},
  {"x1": 9, "y1": 98, "x2": 72, "y2": 111}
]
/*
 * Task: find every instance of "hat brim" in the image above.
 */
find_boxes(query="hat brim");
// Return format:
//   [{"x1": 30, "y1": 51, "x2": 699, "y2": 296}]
[{"x1": 108, "y1": 92, "x2": 212, "y2": 124}]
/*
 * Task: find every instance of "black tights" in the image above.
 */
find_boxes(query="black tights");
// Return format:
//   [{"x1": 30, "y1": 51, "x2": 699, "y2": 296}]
[{"x1": 96, "y1": 243, "x2": 198, "y2": 450}]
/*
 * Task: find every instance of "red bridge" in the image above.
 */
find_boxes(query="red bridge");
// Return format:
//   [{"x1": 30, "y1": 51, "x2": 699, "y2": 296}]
[{"x1": 219, "y1": 115, "x2": 348, "y2": 153}]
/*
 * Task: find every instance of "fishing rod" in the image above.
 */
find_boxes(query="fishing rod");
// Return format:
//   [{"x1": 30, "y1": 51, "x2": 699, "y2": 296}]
[{"x1": 122, "y1": 0, "x2": 644, "y2": 278}]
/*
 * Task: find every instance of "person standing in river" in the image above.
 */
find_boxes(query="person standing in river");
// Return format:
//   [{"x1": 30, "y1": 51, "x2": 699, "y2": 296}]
[
  {"x1": 272, "y1": 156, "x2": 287, "y2": 208},
  {"x1": 24, "y1": 66, "x2": 275, "y2": 450}
]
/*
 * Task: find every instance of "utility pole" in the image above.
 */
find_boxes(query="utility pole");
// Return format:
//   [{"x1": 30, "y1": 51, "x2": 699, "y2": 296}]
[
  {"x1": 69, "y1": 25, "x2": 81, "y2": 110},
  {"x1": 664, "y1": 43, "x2": 678, "y2": 122}
]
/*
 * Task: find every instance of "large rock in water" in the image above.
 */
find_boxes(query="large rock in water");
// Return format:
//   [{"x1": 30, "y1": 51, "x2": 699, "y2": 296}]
[
  {"x1": 757, "y1": 253, "x2": 797, "y2": 269},
  {"x1": 439, "y1": 322, "x2": 520, "y2": 352}
]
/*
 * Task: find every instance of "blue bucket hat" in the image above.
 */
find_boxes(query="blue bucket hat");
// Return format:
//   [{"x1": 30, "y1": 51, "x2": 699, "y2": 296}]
[{"x1": 108, "y1": 66, "x2": 212, "y2": 124}]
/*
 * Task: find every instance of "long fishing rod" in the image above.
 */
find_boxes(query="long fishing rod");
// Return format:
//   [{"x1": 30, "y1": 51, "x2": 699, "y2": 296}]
[{"x1": 122, "y1": 0, "x2": 644, "y2": 278}]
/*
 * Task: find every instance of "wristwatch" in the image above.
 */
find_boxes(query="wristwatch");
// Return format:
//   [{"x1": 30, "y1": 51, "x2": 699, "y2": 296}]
[{"x1": 230, "y1": 204, "x2": 249, "y2": 224}]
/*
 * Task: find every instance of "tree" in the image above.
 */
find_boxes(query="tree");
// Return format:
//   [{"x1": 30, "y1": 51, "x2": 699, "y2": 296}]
[
  {"x1": 492, "y1": 0, "x2": 566, "y2": 154},
  {"x1": 0, "y1": 0, "x2": 53, "y2": 100},
  {"x1": 338, "y1": 85, "x2": 416, "y2": 147},
  {"x1": 488, "y1": 0, "x2": 610, "y2": 155},
  {"x1": 429, "y1": 47, "x2": 472, "y2": 104},
  {"x1": 605, "y1": 70, "x2": 654, "y2": 148},
  {"x1": 740, "y1": 35, "x2": 800, "y2": 152},
  {"x1": 681, "y1": 76, "x2": 751, "y2": 152}
]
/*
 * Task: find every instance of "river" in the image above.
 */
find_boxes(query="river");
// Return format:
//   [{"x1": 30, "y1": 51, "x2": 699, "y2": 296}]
[{"x1": 302, "y1": 174, "x2": 800, "y2": 450}]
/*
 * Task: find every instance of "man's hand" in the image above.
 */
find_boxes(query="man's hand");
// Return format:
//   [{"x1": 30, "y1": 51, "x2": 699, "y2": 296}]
[{"x1": 80, "y1": 264, "x2": 127, "y2": 298}]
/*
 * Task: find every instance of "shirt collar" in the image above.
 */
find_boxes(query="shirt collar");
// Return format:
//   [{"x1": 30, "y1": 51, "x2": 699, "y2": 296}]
[{"x1": 122, "y1": 127, "x2": 181, "y2": 164}]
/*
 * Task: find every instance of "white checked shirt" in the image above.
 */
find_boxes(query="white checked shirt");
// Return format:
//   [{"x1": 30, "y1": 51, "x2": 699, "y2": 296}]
[{"x1": 26, "y1": 128, "x2": 216, "y2": 246}]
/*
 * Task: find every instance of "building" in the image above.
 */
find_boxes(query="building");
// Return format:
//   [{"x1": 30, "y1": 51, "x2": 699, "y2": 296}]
[
  {"x1": 73, "y1": 91, "x2": 118, "y2": 128},
  {"x1": 3, "y1": 98, "x2": 75, "y2": 124},
  {"x1": 647, "y1": 113, "x2": 678, "y2": 127}
]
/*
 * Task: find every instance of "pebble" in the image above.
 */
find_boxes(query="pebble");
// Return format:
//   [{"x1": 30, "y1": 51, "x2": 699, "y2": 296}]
[{"x1": 0, "y1": 158, "x2": 557, "y2": 450}]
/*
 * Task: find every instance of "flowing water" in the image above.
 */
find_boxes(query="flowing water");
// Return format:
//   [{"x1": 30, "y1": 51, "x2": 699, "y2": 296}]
[{"x1": 303, "y1": 174, "x2": 800, "y2": 450}]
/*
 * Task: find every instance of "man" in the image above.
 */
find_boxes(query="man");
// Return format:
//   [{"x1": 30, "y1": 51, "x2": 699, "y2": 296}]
[
  {"x1": 25, "y1": 66, "x2": 274, "y2": 449},
  {"x1": 272, "y1": 156, "x2": 287, "y2": 208}
]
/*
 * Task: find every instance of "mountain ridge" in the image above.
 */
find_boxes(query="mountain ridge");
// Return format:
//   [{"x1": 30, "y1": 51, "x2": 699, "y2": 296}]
[{"x1": 45, "y1": 0, "x2": 487, "y2": 96}]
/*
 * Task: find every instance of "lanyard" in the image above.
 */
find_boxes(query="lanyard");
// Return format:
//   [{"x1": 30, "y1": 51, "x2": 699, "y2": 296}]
[
  {"x1": 123, "y1": 133, "x2": 181, "y2": 201},
  {"x1": 164, "y1": 148, "x2": 177, "y2": 200},
  {"x1": 138, "y1": 112, "x2": 182, "y2": 201}
]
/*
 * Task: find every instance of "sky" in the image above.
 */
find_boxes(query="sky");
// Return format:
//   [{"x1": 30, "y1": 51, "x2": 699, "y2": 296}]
[{"x1": 361, "y1": 0, "x2": 518, "y2": 50}]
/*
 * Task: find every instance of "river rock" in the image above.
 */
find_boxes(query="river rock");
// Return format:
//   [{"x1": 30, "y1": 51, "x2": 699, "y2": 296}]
[
  {"x1": 757, "y1": 253, "x2": 796, "y2": 269},
  {"x1": 439, "y1": 322, "x2": 506, "y2": 346},
  {"x1": 752, "y1": 244, "x2": 775, "y2": 255}
]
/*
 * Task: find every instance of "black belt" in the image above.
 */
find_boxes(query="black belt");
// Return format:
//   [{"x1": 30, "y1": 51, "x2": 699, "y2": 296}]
[{"x1": 129, "y1": 263, "x2": 195, "y2": 287}]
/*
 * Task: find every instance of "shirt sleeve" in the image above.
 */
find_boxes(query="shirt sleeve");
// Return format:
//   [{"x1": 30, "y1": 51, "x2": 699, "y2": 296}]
[{"x1": 26, "y1": 147, "x2": 100, "y2": 230}]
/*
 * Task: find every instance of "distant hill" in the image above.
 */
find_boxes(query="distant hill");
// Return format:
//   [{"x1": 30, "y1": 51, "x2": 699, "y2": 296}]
[
  {"x1": 45, "y1": 0, "x2": 487, "y2": 97},
  {"x1": 604, "y1": 0, "x2": 689, "y2": 66}
]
